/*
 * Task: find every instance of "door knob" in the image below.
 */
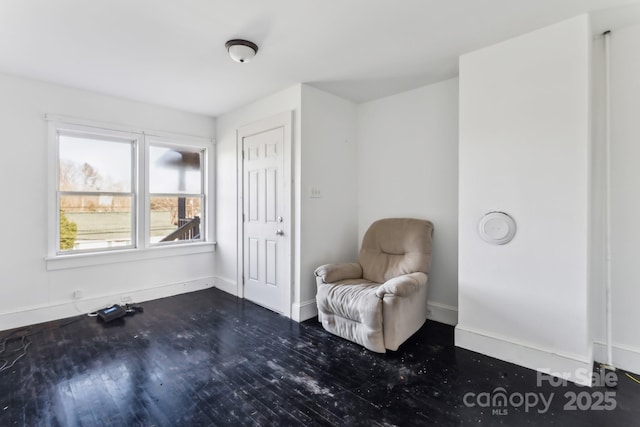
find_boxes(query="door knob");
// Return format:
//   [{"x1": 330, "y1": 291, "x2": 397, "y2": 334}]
[{"x1": 275, "y1": 229, "x2": 284, "y2": 236}]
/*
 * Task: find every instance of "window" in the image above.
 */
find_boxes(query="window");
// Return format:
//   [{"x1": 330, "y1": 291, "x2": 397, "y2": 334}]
[
  {"x1": 148, "y1": 142, "x2": 205, "y2": 245},
  {"x1": 48, "y1": 119, "x2": 212, "y2": 260},
  {"x1": 58, "y1": 132, "x2": 135, "y2": 252}
]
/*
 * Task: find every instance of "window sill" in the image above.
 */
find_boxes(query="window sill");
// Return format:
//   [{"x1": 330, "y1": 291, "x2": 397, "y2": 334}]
[{"x1": 45, "y1": 242, "x2": 216, "y2": 271}]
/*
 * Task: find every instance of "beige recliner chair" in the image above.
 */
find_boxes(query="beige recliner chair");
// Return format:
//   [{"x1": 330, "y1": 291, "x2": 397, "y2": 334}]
[{"x1": 314, "y1": 218, "x2": 434, "y2": 353}]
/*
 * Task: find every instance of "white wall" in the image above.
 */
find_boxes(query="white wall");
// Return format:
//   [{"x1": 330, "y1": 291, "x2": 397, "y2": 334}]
[
  {"x1": 456, "y1": 15, "x2": 593, "y2": 384},
  {"x1": 214, "y1": 85, "x2": 302, "y2": 297},
  {"x1": 590, "y1": 23, "x2": 640, "y2": 374},
  {"x1": 357, "y1": 79, "x2": 459, "y2": 325},
  {"x1": 214, "y1": 84, "x2": 358, "y2": 321},
  {"x1": 298, "y1": 85, "x2": 358, "y2": 317},
  {"x1": 0, "y1": 72, "x2": 216, "y2": 331}
]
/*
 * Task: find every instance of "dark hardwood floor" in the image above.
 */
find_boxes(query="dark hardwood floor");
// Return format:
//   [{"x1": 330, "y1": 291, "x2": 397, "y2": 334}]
[{"x1": 1, "y1": 288, "x2": 639, "y2": 426}]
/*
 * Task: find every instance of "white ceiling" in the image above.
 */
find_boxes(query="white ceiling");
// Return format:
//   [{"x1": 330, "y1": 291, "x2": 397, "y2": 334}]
[{"x1": 0, "y1": 0, "x2": 638, "y2": 117}]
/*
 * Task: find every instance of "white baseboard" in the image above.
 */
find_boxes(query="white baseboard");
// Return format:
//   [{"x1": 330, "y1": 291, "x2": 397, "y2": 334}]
[
  {"x1": 455, "y1": 324, "x2": 593, "y2": 386},
  {"x1": 0, "y1": 277, "x2": 214, "y2": 332},
  {"x1": 427, "y1": 301, "x2": 458, "y2": 326},
  {"x1": 593, "y1": 341, "x2": 640, "y2": 375},
  {"x1": 212, "y1": 276, "x2": 238, "y2": 296},
  {"x1": 292, "y1": 298, "x2": 317, "y2": 322}
]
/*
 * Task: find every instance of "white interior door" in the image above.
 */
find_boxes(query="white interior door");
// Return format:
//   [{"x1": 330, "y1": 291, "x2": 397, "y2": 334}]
[{"x1": 240, "y1": 114, "x2": 291, "y2": 315}]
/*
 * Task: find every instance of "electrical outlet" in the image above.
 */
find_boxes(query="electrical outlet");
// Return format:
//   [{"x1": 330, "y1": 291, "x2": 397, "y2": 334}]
[
  {"x1": 73, "y1": 290, "x2": 83, "y2": 300},
  {"x1": 121, "y1": 295, "x2": 133, "y2": 303}
]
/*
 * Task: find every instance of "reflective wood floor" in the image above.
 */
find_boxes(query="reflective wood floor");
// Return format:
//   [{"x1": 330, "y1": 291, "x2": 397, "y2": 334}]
[{"x1": 1, "y1": 288, "x2": 639, "y2": 426}]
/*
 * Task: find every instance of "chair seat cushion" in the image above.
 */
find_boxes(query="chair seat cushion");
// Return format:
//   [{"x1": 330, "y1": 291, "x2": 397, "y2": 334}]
[{"x1": 316, "y1": 279, "x2": 386, "y2": 352}]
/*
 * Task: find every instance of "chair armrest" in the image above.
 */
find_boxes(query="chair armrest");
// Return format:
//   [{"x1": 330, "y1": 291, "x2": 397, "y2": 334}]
[
  {"x1": 314, "y1": 263, "x2": 363, "y2": 283},
  {"x1": 375, "y1": 272, "x2": 428, "y2": 298}
]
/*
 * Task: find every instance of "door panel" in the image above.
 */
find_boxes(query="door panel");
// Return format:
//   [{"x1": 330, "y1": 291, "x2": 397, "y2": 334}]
[
  {"x1": 248, "y1": 170, "x2": 260, "y2": 221},
  {"x1": 266, "y1": 168, "x2": 277, "y2": 222},
  {"x1": 243, "y1": 126, "x2": 287, "y2": 313},
  {"x1": 248, "y1": 238, "x2": 259, "y2": 281},
  {"x1": 265, "y1": 240, "x2": 277, "y2": 286}
]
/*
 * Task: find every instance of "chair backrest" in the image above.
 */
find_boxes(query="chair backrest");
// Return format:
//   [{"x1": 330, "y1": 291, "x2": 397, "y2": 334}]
[{"x1": 359, "y1": 218, "x2": 434, "y2": 283}]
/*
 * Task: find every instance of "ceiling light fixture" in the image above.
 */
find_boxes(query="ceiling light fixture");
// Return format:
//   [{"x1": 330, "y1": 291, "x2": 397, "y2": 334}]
[{"x1": 225, "y1": 39, "x2": 259, "y2": 63}]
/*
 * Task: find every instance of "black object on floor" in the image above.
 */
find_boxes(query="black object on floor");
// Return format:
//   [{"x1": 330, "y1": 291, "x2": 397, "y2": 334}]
[
  {"x1": 95, "y1": 303, "x2": 144, "y2": 323},
  {"x1": 96, "y1": 304, "x2": 127, "y2": 322},
  {"x1": 0, "y1": 288, "x2": 639, "y2": 426}
]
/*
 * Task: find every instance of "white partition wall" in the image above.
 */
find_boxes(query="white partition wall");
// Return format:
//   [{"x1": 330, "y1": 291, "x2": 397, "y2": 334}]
[
  {"x1": 456, "y1": 15, "x2": 593, "y2": 385},
  {"x1": 215, "y1": 84, "x2": 358, "y2": 321}
]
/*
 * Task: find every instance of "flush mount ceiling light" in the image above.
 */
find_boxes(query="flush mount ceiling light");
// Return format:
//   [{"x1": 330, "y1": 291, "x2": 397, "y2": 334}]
[{"x1": 225, "y1": 39, "x2": 258, "y2": 63}]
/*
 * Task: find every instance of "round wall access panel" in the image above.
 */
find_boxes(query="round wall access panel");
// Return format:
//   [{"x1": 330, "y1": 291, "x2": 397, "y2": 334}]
[{"x1": 478, "y1": 212, "x2": 516, "y2": 245}]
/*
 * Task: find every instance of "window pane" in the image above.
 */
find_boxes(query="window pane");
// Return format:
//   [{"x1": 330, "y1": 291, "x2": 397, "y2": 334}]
[
  {"x1": 59, "y1": 195, "x2": 133, "y2": 252},
  {"x1": 149, "y1": 146, "x2": 202, "y2": 194},
  {"x1": 59, "y1": 135, "x2": 132, "y2": 192},
  {"x1": 150, "y1": 196, "x2": 202, "y2": 243}
]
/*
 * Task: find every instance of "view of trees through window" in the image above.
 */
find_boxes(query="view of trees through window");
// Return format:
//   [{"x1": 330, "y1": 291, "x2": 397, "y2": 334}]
[
  {"x1": 58, "y1": 135, "x2": 133, "y2": 251},
  {"x1": 58, "y1": 133, "x2": 204, "y2": 253}
]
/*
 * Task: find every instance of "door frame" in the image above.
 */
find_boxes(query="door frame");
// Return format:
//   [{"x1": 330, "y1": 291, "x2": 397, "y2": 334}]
[{"x1": 236, "y1": 111, "x2": 293, "y2": 318}]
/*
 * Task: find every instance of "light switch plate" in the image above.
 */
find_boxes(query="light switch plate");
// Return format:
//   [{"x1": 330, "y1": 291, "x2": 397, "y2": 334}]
[{"x1": 310, "y1": 187, "x2": 322, "y2": 198}]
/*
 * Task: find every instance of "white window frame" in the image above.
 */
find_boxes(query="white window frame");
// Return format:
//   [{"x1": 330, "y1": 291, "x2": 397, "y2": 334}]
[
  {"x1": 54, "y1": 124, "x2": 139, "y2": 254},
  {"x1": 145, "y1": 136, "x2": 208, "y2": 248},
  {"x1": 45, "y1": 115, "x2": 215, "y2": 271}
]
